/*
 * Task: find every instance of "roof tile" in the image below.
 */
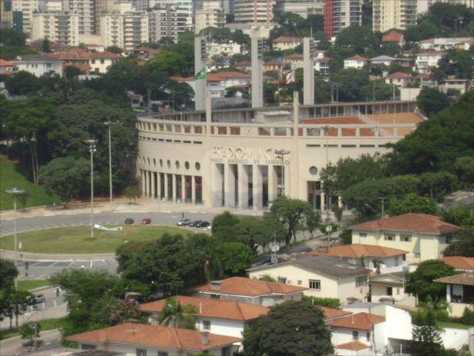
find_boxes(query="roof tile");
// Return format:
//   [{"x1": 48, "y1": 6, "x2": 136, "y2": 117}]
[{"x1": 328, "y1": 312, "x2": 385, "y2": 331}]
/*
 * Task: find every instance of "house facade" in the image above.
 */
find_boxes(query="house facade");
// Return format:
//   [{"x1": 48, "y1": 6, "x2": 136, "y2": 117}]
[
  {"x1": 344, "y1": 55, "x2": 368, "y2": 70},
  {"x1": 351, "y1": 213, "x2": 460, "y2": 263},
  {"x1": 436, "y1": 273, "x2": 474, "y2": 318},
  {"x1": 66, "y1": 323, "x2": 240, "y2": 356},
  {"x1": 15, "y1": 56, "x2": 63, "y2": 77},
  {"x1": 195, "y1": 277, "x2": 305, "y2": 306},
  {"x1": 248, "y1": 255, "x2": 370, "y2": 303},
  {"x1": 139, "y1": 295, "x2": 268, "y2": 339}
]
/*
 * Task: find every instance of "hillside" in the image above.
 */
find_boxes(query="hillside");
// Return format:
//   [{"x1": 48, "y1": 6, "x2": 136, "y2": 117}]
[{"x1": 0, "y1": 155, "x2": 59, "y2": 210}]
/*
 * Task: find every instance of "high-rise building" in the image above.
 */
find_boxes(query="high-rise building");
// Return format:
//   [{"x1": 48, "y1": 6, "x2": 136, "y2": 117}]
[
  {"x1": 0, "y1": 0, "x2": 14, "y2": 28},
  {"x1": 372, "y1": 0, "x2": 417, "y2": 33},
  {"x1": 148, "y1": 5, "x2": 177, "y2": 42},
  {"x1": 100, "y1": 11, "x2": 149, "y2": 51},
  {"x1": 195, "y1": 0, "x2": 224, "y2": 33},
  {"x1": 12, "y1": 0, "x2": 39, "y2": 34},
  {"x1": 323, "y1": 0, "x2": 362, "y2": 38},
  {"x1": 274, "y1": 0, "x2": 324, "y2": 18},
  {"x1": 31, "y1": 11, "x2": 79, "y2": 45},
  {"x1": 233, "y1": 0, "x2": 275, "y2": 23},
  {"x1": 62, "y1": 0, "x2": 96, "y2": 34}
]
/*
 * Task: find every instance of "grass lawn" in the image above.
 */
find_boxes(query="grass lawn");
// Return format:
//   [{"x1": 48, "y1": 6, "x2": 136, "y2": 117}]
[
  {"x1": 0, "y1": 155, "x2": 59, "y2": 210},
  {"x1": 17, "y1": 280, "x2": 50, "y2": 291},
  {"x1": 0, "y1": 318, "x2": 66, "y2": 340},
  {"x1": 0, "y1": 225, "x2": 190, "y2": 254}
]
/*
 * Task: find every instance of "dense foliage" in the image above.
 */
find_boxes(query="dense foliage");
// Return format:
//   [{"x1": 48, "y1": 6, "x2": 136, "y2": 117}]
[{"x1": 243, "y1": 300, "x2": 333, "y2": 356}]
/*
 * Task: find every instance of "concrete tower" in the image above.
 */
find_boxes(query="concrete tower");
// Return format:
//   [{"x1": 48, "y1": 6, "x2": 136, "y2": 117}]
[
  {"x1": 194, "y1": 35, "x2": 207, "y2": 111},
  {"x1": 303, "y1": 37, "x2": 315, "y2": 106},
  {"x1": 250, "y1": 28, "x2": 264, "y2": 108}
]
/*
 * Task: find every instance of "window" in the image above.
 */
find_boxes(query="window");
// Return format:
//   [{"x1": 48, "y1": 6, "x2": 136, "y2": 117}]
[
  {"x1": 352, "y1": 330, "x2": 359, "y2": 340},
  {"x1": 203, "y1": 320, "x2": 211, "y2": 330},
  {"x1": 386, "y1": 287, "x2": 393, "y2": 296},
  {"x1": 278, "y1": 277, "x2": 287, "y2": 284},
  {"x1": 309, "y1": 279, "x2": 321, "y2": 290},
  {"x1": 136, "y1": 349, "x2": 147, "y2": 356},
  {"x1": 401, "y1": 234, "x2": 411, "y2": 242},
  {"x1": 359, "y1": 232, "x2": 367, "y2": 238},
  {"x1": 356, "y1": 276, "x2": 367, "y2": 287},
  {"x1": 384, "y1": 233, "x2": 395, "y2": 241}
]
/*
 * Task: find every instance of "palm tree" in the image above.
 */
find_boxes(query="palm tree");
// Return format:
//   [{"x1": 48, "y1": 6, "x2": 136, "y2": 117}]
[{"x1": 159, "y1": 298, "x2": 197, "y2": 330}]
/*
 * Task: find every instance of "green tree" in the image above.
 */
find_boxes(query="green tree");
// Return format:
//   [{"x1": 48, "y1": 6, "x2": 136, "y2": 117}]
[
  {"x1": 41, "y1": 38, "x2": 51, "y2": 53},
  {"x1": 388, "y1": 193, "x2": 439, "y2": 216},
  {"x1": 443, "y1": 227, "x2": 474, "y2": 257},
  {"x1": 416, "y1": 87, "x2": 450, "y2": 118},
  {"x1": 20, "y1": 322, "x2": 41, "y2": 346},
  {"x1": 243, "y1": 300, "x2": 333, "y2": 356},
  {"x1": 0, "y1": 259, "x2": 18, "y2": 290},
  {"x1": 213, "y1": 242, "x2": 255, "y2": 276},
  {"x1": 454, "y1": 156, "x2": 474, "y2": 189},
  {"x1": 5, "y1": 71, "x2": 41, "y2": 96},
  {"x1": 417, "y1": 171, "x2": 458, "y2": 201},
  {"x1": 123, "y1": 185, "x2": 141, "y2": 203},
  {"x1": 39, "y1": 157, "x2": 89, "y2": 202},
  {"x1": 159, "y1": 297, "x2": 197, "y2": 329},
  {"x1": 269, "y1": 196, "x2": 315, "y2": 245},
  {"x1": 406, "y1": 260, "x2": 456, "y2": 302},
  {"x1": 211, "y1": 211, "x2": 240, "y2": 241},
  {"x1": 411, "y1": 308, "x2": 444, "y2": 356}
]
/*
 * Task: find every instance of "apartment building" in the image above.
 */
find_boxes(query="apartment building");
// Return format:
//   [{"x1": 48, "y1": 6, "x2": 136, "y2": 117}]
[
  {"x1": 233, "y1": 0, "x2": 275, "y2": 24},
  {"x1": 148, "y1": 5, "x2": 178, "y2": 42},
  {"x1": 100, "y1": 11, "x2": 149, "y2": 51},
  {"x1": 195, "y1": 0, "x2": 224, "y2": 33},
  {"x1": 324, "y1": 0, "x2": 363, "y2": 38},
  {"x1": 372, "y1": 0, "x2": 417, "y2": 33},
  {"x1": 31, "y1": 11, "x2": 79, "y2": 46},
  {"x1": 63, "y1": 0, "x2": 96, "y2": 34},
  {"x1": 12, "y1": 0, "x2": 38, "y2": 33},
  {"x1": 274, "y1": 0, "x2": 324, "y2": 18}
]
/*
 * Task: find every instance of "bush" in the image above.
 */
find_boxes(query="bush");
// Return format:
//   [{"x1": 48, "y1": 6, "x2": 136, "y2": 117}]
[
  {"x1": 303, "y1": 296, "x2": 341, "y2": 309},
  {"x1": 460, "y1": 308, "x2": 474, "y2": 326}
]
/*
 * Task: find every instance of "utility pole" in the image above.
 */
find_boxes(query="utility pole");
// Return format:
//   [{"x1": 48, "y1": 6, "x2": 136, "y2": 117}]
[
  {"x1": 104, "y1": 121, "x2": 113, "y2": 202},
  {"x1": 85, "y1": 139, "x2": 96, "y2": 238},
  {"x1": 5, "y1": 187, "x2": 24, "y2": 288}
]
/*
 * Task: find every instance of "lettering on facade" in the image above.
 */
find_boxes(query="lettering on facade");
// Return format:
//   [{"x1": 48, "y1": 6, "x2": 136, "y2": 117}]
[{"x1": 210, "y1": 147, "x2": 290, "y2": 165}]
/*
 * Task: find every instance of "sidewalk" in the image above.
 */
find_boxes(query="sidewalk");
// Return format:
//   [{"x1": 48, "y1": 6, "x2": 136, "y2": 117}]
[{"x1": 0, "y1": 197, "x2": 263, "y2": 221}]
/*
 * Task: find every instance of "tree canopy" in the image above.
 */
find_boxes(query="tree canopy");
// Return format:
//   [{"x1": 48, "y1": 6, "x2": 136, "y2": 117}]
[{"x1": 243, "y1": 300, "x2": 333, "y2": 356}]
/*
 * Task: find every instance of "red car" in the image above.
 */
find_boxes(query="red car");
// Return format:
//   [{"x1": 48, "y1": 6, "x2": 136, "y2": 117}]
[{"x1": 141, "y1": 218, "x2": 152, "y2": 224}]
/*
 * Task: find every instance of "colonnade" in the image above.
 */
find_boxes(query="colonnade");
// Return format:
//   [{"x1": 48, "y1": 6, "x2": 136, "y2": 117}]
[{"x1": 140, "y1": 170, "x2": 202, "y2": 204}]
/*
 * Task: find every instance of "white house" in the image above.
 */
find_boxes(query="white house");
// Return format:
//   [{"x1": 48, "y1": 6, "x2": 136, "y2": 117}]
[
  {"x1": 332, "y1": 303, "x2": 413, "y2": 355},
  {"x1": 385, "y1": 71, "x2": 413, "y2": 87},
  {"x1": 312, "y1": 244, "x2": 408, "y2": 274},
  {"x1": 369, "y1": 272, "x2": 416, "y2": 307},
  {"x1": 207, "y1": 41, "x2": 243, "y2": 58},
  {"x1": 46, "y1": 48, "x2": 121, "y2": 74},
  {"x1": 419, "y1": 37, "x2": 474, "y2": 52},
  {"x1": 370, "y1": 55, "x2": 396, "y2": 67},
  {"x1": 436, "y1": 272, "x2": 474, "y2": 318},
  {"x1": 66, "y1": 322, "x2": 240, "y2": 356},
  {"x1": 15, "y1": 56, "x2": 63, "y2": 77},
  {"x1": 248, "y1": 255, "x2": 370, "y2": 303},
  {"x1": 314, "y1": 57, "x2": 330, "y2": 75},
  {"x1": 351, "y1": 213, "x2": 460, "y2": 263},
  {"x1": 195, "y1": 277, "x2": 305, "y2": 306},
  {"x1": 206, "y1": 71, "x2": 251, "y2": 98},
  {"x1": 344, "y1": 55, "x2": 368, "y2": 70},
  {"x1": 272, "y1": 36, "x2": 302, "y2": 51},
  {"x1": 415, "y1": 51, "x2": 445, "y2": 73},
  {"x1": 139, "y1": 295, "x2": 268, "y2": 339}
]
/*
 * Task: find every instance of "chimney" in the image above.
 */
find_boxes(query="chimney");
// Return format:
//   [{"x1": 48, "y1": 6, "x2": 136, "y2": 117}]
[{"x1": 201, "y1": 331, "x2": 209, "y2": 345}]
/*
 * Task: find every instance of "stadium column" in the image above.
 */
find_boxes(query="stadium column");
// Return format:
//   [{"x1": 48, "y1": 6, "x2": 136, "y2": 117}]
[
  {"x1": 238, "y1": 164, "x2": 249, "y2": 209},
  {"x1": 253, "y1": 165, "x2": 263, "y2": 210},
  {"x1": 224, "y1": 164, "x2": 236, "y2": 207}
]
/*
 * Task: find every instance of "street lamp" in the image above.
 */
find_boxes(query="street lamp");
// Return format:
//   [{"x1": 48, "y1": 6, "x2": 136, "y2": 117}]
[
  {"x1": 5, "y1": 187, "x2": 25, "y2": 288},
  {"x1": 104, "y1": 121, "x2": 113, "y2": 202},
  {"x1": 275, "y1": 149, "x2": 290, "y2": 196},
  {"x1": 85, "y1": 139, "x2": 96, "y2": 238}
]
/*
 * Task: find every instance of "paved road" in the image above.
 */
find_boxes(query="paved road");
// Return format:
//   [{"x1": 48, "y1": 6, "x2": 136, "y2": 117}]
[{"x1": 0, "y1": 211, "x2": 214, "y2": 236}]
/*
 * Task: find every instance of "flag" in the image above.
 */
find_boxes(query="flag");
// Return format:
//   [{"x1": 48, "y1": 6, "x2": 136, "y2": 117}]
[{"x1": 195, "y1": 66, "x2": 208, "y2": 80}]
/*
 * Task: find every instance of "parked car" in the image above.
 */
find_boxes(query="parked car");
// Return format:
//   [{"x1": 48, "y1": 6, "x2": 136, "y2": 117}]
[
  {"x1": 188, "y1": 220, "x2": 202, "y2": 228},
  {"x1": 196, "y1": 221, "x2": 211, "y2": 229},
  {"x1": 141, "y1": 218, "x2": 151, "y2": 224},
  {"x1": 176, "y1": 218, "x2": 191, "y2": 226},
  {"x1": 124, "y1": 218, "x2": 134, "y2": 225}
]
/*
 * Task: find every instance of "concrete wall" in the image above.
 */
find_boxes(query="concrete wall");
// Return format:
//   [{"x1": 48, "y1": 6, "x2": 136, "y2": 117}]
[{"x1": 440, "y1": 327, "x2": 470, "y2": 350}]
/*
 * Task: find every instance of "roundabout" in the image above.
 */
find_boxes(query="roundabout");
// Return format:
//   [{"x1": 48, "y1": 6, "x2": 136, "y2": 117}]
[{"x1": 0, "y1": 225, "x2": 189, "y2": 254}]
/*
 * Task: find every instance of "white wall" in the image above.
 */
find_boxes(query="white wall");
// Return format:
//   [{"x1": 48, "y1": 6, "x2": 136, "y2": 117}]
[
  {"x1": 196, "y1": 317, "x2": 245, "y2": 338},
  {"x1": 440, "y1": 327, "x2": 470, "y2": 350}
]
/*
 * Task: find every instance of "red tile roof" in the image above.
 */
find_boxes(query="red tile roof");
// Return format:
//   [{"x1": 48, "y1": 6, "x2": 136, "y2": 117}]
[
  {"x1": 314, "y1": 244, "x2": 407, "y2": 258},
  {"x1": 336, "y1": 340, "x2": 371, "y2": 351},
  {"x1": 196, "y1": 277, "x2": 306, "y2": 297},
  {"x1": 442, "y1": 257, "x2": 474, "y2": 271},
  {"x1": 139, "y1": 296, "x2": 268, "y2": 321},
  {"x1": 0, "y1": 59, "x2": 15, "y2": 67},
  {"x1": 207, "y1": 71, "x2": 250, "y2": 82},
  {"x1": 321, "y1": 306, "x2": 352, "y2": 320},
  {"x1": 348, "y1": 55, "x2": 368, "y2": 61},
  {"x1": 273, "y1": 36, "x2": 302, "y2": 43},
  {"x1": 328, "y1": 312, "x2": 385, "y2": 331},
  {"x1": 383, "y1": 31, "x2": 404, "y2": 43},
  {"x1": 47, "y1": 48, "x2": 120, "y2": 61},
  {"x1": 66, "y1": 323, "x2": 240, "y2": 352},
  {"x1": 387, "y1": 71, "x2": 412, "y2": 79},
  {"x1": 351, "y1": 214, "x2": 460, "y2": 235},
  {"x1": 435, "y1": 272, "x2": 474, "y2": 286}
]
